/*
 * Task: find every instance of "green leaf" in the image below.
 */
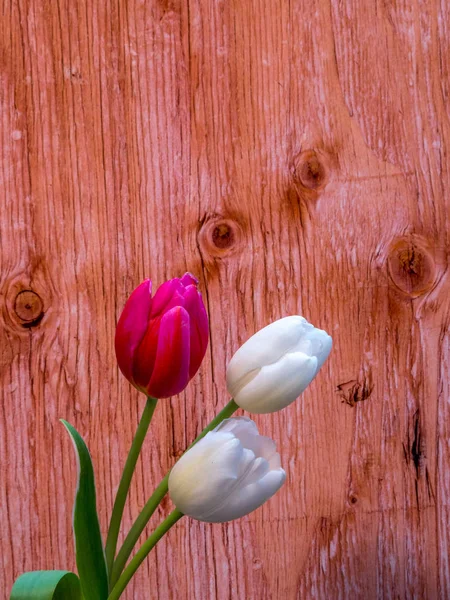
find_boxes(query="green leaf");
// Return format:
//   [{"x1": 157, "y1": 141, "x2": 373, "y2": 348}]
[
  {"x1": 10, "y1": 570, "x2": 83, "y2": 599},
  {"x1": 61, "y1": 420, "x2": 109, "y2": 600}
]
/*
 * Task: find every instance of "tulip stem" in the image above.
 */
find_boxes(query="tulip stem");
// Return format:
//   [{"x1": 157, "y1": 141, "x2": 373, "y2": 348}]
[
  {"x1": 108, "y1": 508, "x2": 184, "y2": 600},
  {"x1": 105, "y1": 396, "x2": 158, "y2": 583},
  {"x1": 110, "y1": 473, "x2": 169, "y2": 588},
  {"x1": 111, "y1": 398, "x2": 239, "y2": 586}
]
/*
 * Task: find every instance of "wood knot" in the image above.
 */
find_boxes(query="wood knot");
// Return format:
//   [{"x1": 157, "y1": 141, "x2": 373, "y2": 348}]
[
  {"x1": 14, "y1": 290, "x2": 44, "y2": 327},
  {"x1": 252, "y1": 559, "x2": 263, "y2": 570},
  {"x1": 198, "y1": 217, "x2": 242, "y2": 258},
  {"x1": 294, "y1": 150, "x2": 328, "y2": 191},
  {"x1": 337, "y1": 378, "x2": 373, "y2": 407},
  {"x1": 212, "y1": 223, "x2": 235, "y2": 249},
  {"x1": 387, "y1": 236, "x2": 436, "y2": 298}
]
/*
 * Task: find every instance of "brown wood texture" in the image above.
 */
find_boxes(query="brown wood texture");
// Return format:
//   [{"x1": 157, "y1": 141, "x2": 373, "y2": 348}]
[{"x1": 1, "y1": 0, "x2": 450, "y2": 598}]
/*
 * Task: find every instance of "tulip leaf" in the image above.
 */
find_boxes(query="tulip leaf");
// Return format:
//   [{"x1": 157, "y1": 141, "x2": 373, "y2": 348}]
[
  {"x1": 61, "y1": 420, "x2": 109, "y2": 600},
  {"x1": 10, "y1": 570, "x2": 83, "y2": 599}
]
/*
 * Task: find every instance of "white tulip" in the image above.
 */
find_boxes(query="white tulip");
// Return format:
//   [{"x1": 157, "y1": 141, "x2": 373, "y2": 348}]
[
  {"x1": 226, "y1": 316, "x2": 332, "y2": 414},
  {"x1": 168, "y1": 417, "x2": 286, "y2": 523}
]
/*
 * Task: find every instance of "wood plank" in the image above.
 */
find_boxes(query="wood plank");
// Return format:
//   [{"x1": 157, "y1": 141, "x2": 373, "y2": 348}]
[{"x1": 1, "y1": 0, "x2": 449, "y2": 598}]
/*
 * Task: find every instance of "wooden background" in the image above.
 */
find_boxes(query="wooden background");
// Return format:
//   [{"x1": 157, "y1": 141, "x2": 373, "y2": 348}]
[{"x1": 1, "y1": 0, "x2": 449, "y2": 598}]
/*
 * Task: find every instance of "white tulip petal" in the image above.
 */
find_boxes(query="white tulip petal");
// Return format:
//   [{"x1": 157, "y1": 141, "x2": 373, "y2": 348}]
[
  {"x1": 268, "y1": 452, "x2": 281, "y2": 470},
  {"x1": 238, "y1": 432, "x2": 277, "y2": 461},
  {"x1": 226, "y1": 316, "x2": 310, "y2": 396},
  {"x1": 173, "y1": 431, "x2": 235, "y2": 468},
  {"x1": 203, "y1": 468, "x2": 286, "y2": 523},
  {"x1": 217, "y1": 418, "x2": 277, "y2": 461},
  {"x1": 168, "y1": 417, "x2": 286, "y2": 523},
  {"x1": 234, "y1": 352, "x2": 318, "y2": 414},
  {"x1": 242, "y1": 456, "x2": 270, "y2": 485},
  {"x1": 169, "y1": 434, "x2": 249, "y2": 516},
  {"x1": 215, "y1": 416, "x2": 258, "y2": 436},
  {"x1": 226, "y1": 315, "x2": 332, "y2": 414},
  {"x1": 196, "y1": 447, "x2": 258, "y2": 521},
  {"x1": 294, "y1": 328, "x2": 332, "y2": 372}
]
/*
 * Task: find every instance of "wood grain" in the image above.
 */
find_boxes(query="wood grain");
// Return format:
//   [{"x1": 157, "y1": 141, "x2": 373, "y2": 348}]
[{"x1": 1, "y1": 0, "x2": 449, "y2": 598}]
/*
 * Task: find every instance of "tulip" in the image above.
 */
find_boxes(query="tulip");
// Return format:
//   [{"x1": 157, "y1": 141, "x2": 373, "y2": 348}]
[
  {"x1": 226, "y1": 316, "x2": 332, "y2": 414},
  {"x1": 168, "y1": 417, "x2": 285, "y2": 522},
  {"x1": 115, "y1": 273, "x2": 209, "y2": 398}
]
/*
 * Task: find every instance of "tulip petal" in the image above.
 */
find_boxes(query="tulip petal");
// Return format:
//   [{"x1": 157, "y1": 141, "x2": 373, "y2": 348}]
[
  {"x1": 168, "y1": 433, "x2": 254, "y2": 519},
  {"x1": 150, "y1": 279, "x2": 186, "y2": 318},
  {"x1": 295, "y1": 328, "x2": 333, "y2": 373},
  {"x1": 146, "y1": 306, "x2": 191, "y2": 398},
  {"x1": 268, "y1": 452, "x2": 281, "y2": 470},
  {"x1": 234, "y1": 352, "x2": 318, "y2": 414},
  {"x1": 226, "y1": 316, "x2": 311, "y2": 397},
  {"x1": 168, "y1": 417, "x2": 286, "y2": 524},
  {"x1": 132, "y1": 316, "x2": 162, "y2": 390},
  {"x1": 215, "y1": 416, "x2": 258, "y2": 435},
  {"x1": 242, "y1": 456, "x2": 270, "y2": 484},
  {"x1": 180, "y1": 272, "x2": 199, "y2": 287},
  {"x1": 115, "y1": 280, "x2": 152, "y2": 384},
  {"x1": 216, "y1": 417, "x2": 277, "y2": 462},
  {"x1": 183, "y1": 285, "x2": 209, "y2": 377},
  {"x1": 204, "y1": 468, "x2": 286, "y2": 523}
]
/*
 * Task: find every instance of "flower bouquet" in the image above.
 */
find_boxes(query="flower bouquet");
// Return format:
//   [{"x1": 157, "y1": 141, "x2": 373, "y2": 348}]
[{"x1": 10, "y1": 274, "x2": 332, "y2": 600}]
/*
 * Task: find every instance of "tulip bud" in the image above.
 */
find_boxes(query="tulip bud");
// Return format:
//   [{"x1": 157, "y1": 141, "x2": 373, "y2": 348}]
[
  {"x1": 168, "y1": 417, "x2": 285, "y2": 522},
  {"x1": 115, "y1": 273, "x2": 209, "y2": 398},
  {"x1": 226, "y1": 316, "x2": 332, "y2": 414}
]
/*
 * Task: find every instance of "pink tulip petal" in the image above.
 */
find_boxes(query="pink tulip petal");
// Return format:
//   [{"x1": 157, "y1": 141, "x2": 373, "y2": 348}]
[
  {"x1": 147, "y1": 306, "x2": 191, "y2": 398},
  {"x1": 115, "y1": 280, "x2": 152, "y2": 384},
  {"x1": 183, "y1": 285, "x2": 209, "y2": 377},
  {"x1": 150, "y1": 278, "x2": 186, "y2": 318},
  {"x1": 180, "y1": 272, "x2": 199, "y2": 287},
  {"x1": 132, "y1": 315, "x2": 162, "y2": 389}
]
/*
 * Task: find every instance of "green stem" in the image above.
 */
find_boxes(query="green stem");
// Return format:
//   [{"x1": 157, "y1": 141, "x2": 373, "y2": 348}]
[
  {"x1": 105, "y1": 396, "x2": 158, "y2": 581},
  {"x1": 110, "y1": 474, "x2": 169, "y2": 587},
  {"x1": 110, "y1": 398, "x2": 239, "y2": 587},
  {"x1": 107, "y1": 509, "x2": 184, "y2": 600}
]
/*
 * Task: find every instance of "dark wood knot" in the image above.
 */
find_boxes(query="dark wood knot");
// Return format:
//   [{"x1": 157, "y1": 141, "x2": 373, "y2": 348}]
[
  {"x1": 337, "y1": 378, "x2": 373, "y2": 407},
  {"x1": 198, "y1": 217, "x2": 242, "y2": 258},
  {"x1": 212, "y1": 223, "x2": 235, "y2": 249},
  {"x1": 294, "y1": 150, "x2": 328, "y2": 191},
  {"x1": 14, "y1": 290, "x2": 44, "y2": 327},
  {"x1": 387, "y1": 236, "x2": 436, "y2": 298}
]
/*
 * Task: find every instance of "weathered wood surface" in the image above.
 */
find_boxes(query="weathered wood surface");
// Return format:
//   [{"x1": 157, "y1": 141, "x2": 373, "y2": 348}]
[{"x1": 1, "y1": 0, "x2": 449, "y2": 598}]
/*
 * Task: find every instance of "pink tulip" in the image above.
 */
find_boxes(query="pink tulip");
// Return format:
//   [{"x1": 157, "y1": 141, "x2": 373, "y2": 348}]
[{"x1": 115, "y1": 273, "x2": 209, "y2": 398}]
